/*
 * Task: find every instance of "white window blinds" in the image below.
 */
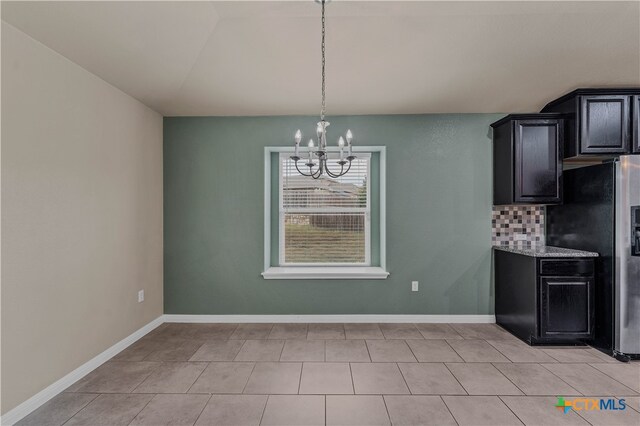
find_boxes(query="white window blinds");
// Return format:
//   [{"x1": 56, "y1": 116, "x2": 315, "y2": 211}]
[{"x1": 280, "y1": 153, "x2": 371, "y2": 265}]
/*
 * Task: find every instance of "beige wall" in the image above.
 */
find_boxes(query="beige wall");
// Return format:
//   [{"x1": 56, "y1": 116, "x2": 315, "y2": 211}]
[{"x1": 1, "y1": 22, "x2": 163, "y2": 414}]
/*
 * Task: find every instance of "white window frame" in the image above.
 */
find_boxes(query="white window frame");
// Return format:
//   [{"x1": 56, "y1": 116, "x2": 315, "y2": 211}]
[
  {"x1": 262, "y1": 146, "x2": 388, "y2": 280},
  {"x1": 278, "y1": 152, "x2": 371, "y2": 267}
]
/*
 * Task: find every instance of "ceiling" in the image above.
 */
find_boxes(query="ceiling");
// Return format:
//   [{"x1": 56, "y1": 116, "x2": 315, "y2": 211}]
[{"x1": 2, "y1": 1, "x2": 639, "y2": 116}]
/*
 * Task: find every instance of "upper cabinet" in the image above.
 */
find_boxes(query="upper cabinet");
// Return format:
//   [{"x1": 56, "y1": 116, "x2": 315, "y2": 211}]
[
  {"x1": 580, "y1": 95, "x2": 630, "y2": 154},
  {"x1": 541, "y1": 88, "x2": 639, "y2": 158},
  {"x1": 491, "y1": 114, "x2": 563, "y2": 205},
  {"x1": 633, "y1": 95, "x2": 640, "y2": 154}
]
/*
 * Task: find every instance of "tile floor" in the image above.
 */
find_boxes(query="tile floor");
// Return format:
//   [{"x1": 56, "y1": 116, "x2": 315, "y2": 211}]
[{"x1": 17, "y1": 323, "x2": 640, "y2": 426}]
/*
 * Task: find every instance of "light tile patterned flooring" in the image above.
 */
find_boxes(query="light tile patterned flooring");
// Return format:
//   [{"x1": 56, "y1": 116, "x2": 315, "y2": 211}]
[{"x1": 17, "y1": 323, "x2": 640, "y2": 426}]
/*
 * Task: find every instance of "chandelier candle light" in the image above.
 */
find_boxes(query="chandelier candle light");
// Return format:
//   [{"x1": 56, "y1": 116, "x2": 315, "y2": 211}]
[{"x1": 290, "y1": 0, "x2": 355, "y2": 179}]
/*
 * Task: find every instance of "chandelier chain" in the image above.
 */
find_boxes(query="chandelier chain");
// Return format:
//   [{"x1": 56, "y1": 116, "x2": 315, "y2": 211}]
[
  {"x1": 321, "y1": 0, "x2": 326, "y2": 121},
  {"x1": 290, "y1": 0, "x2": 354, "y2": 180}
]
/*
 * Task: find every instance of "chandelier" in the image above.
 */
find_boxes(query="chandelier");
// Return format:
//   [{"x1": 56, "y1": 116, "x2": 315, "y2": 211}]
[{"x1": 290, "y1": 0, "x2": 355, "y2": 179}]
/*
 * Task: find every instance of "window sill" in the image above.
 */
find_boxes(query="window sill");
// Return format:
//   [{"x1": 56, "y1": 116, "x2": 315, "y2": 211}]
[{"x1": 261, "y1": 266, "x2": 390, "y2": 280}]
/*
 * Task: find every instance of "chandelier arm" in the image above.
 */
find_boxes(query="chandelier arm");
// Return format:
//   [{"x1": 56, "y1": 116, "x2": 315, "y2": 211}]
[
  {"x1": 294, "y1": 160, "x2": 316, "y2": 177},
  {"x1": 340, "y1": 160, "x2": 354, "y2": 175},
  {"x1": 310, "y1": 166, "x2": 323, "y2": 180},
  {"x1": 324, "y1": 162, "x2": 345, "y2": 178}
]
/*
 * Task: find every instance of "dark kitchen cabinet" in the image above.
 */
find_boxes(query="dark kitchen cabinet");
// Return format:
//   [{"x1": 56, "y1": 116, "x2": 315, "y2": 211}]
[
  {"x1": 491, "y1": 114, "x2": 563, "y2": 205},
  {"x1": 633, "y1": 95, "x2": 640, "y2": 154},
  {"x1": 580, "y1": 95, "x2": 629, "y2": 154},
  {"x1": 495, "y1": 249, "x2": 596, "y2": 344},
  {"x1": 540, "y1": 276, "x2": 592, "y2": 338},
  {"x1": 541, "y1": 88, "x2": 638, "y2": 158}
]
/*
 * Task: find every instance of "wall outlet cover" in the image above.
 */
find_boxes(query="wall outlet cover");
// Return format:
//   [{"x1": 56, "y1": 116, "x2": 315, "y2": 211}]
[
  {"x1": 515, "y1": 234, "x2": 528, "y2": 241},
  {"x1": 138, "y1": 290, "x2": 144, "y2": 303},
  {"x1": 411, "y1": 281, "x2": 419, "y2": 292}
]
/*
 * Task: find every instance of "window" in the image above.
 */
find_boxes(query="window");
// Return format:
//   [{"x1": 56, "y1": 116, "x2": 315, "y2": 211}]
[
  {"x1": 280, "y1": 154, "x2": 371, "y2": 266},
  {"x1": 262, "y1": 146, "x2": 388, "y2": 280}
]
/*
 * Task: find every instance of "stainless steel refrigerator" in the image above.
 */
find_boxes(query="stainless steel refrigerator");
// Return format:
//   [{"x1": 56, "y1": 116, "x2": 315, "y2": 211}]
[{"x1": 547, "y1": 155, "x2": 640, "y2": 361}]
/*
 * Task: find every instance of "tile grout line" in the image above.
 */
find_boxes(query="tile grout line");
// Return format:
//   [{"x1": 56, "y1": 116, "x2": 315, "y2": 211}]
[
  {"x1": 539, "y1": 348, "x2": 566, "y2": 363},
  {"x1": 587, "y1": 363, "x2": 640, "y2": 394},
  {"x1": 484, "y1": 339, "x2": 517, "y2": 362},
  {"x1": 58, "y1": 394, "x2": 87, "y2": 426},
  {"x1": 618, "y1": 396, "x2": 640, "y2": 414},
  {"x1": 380, "y1": 394, "x2": 392, "y2": 425},
  {"x1": 440, "y1": 395, "x2": 461, "y2": 426},
  {"x1": 442, "y1": 339, "x2": 465, "y2": 362},
  {"x1": 379, "y1": 324, "x2": 390, "y2": 340},
  {"x1": 348, "y1": 363, "x2": 355, "y2": 394},
  {"x1": 496, "y1": 395, "x2": 526, "y2": 425},
  {"x1": 489, "y1": 362, "x2": 527, "y2": 396},
  {"x1": 414, "y1": 323, "x2": 429, "y2": 340},
  {"x1": 266, "y1": 323, "x2": 275, "y2": 340},
  {"x1": 233, "y1": 340, "x2": 250, "y2": 362},
  {"x1": 240, "y1": 362, "x2": 258, "y2": 394},
  {"x1": 499, "y1": 361, "x2": 583, "y2": 397},
  {"x1": 445, "y1": 339, "x2": 469, "y2": 362},
  {"x1": 395, "y1": 362, "x2": 413, "y2": 395},
  {"x1": 54, "y1": 393, "x2": 99, "y2": 426},
  {"x1": 258, "y1": 395, "x2": 269, "y2": 426},
  {"x1": 323, "y1": 339, "x2": 326, "y2": 362},
  {"x1": 538, "y1": 362, "x2": 588, "y2": 397},
  {"x1": 277, "y1": 339, "x2": 286, "y2": 361},
  {"x1": 125, "y1": 393, "x2": 155, "y2": 426},
  {"x1": 192, "y1": 393, "x2": 214, "y2": 426},
  {"x1": 128, "y1": 361, "x2": 167, "y2": 394},
  {"x1": 184, "y1": 361, "x2": 211, "y2": 394},
  {"x1": 443, "y1": 362, "x2": 469, "y2": 395},
  {"x1": 404, "y1": 339, "x2": 420, "y2": 362},
  {"x1": 573, "y1": 407, "x2": 597, "y2": 426},
  {"x1": 364, "y1": 340, "x2": 373, "y2": 363}
]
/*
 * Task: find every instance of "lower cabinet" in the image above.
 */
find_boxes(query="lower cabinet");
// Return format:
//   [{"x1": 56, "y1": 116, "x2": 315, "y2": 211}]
[
  {"x1": 495, "y1": 250, "x2": 595, "y2": 344},
  {"x1": 539, "y1": 276, "x2": 593, "y2": 338}
]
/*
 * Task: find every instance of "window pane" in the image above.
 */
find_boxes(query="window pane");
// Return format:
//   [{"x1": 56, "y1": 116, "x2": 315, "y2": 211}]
[
  {"x1": 282, "y1": 158, "x2": 368, "y2": 209},
  {"x1": 280, "y1": 155, "x2": 370, "y2": 265},
  {"x1": 284, "y1": 213, "x2": 366, "y2": 264}
]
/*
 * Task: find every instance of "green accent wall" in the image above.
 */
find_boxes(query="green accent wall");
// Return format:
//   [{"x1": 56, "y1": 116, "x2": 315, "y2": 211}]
[{"x1": 164, "y1": 114, "x2": 501, "y2": 314}]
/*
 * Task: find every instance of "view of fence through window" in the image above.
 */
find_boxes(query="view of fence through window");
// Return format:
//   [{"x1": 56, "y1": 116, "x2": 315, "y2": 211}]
[{"x1": 281, "y1": 155, "x2": 370, "y2": 264}]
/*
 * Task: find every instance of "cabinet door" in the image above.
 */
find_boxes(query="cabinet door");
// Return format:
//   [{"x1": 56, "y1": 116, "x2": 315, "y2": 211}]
[
  {"x1": 539, "y1": 277, "x2": 593, "y2": 338},
  {"x1": 580, "y1": 95, "x2": 630, "y2": 154},
  {"x1": 633, "y1": 95, "x2": 639, "y2": 154},
  {"x1": 514, "y1": 120, "x2": 562, "y2": 204}
]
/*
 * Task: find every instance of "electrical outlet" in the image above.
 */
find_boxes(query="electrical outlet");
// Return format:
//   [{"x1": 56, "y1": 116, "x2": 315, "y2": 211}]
[
  {"x1": 515, "y1": 234, "x2": 528, "y2": 241},
  {"x1": 138, "y1": 290, "x2": 144, "y2": 303},
  {"x1": 411, "y1": 281, "x2": 419, "y2": 292}
]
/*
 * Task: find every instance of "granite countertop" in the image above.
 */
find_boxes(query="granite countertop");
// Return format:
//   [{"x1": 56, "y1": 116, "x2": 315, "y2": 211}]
[{"x1": 492, "y1": 245, "x2": 599, "y2": 258}]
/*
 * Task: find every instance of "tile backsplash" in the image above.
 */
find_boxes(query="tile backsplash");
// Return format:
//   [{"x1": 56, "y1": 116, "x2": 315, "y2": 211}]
[{"x1": 492, "y1": 206, "x2": 545, "y2": 247}]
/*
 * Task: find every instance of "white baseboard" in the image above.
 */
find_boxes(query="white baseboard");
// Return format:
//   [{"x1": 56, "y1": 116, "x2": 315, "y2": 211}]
[
  {"x1": 1, "y1": 316, "x2": 164, "y2": 426},
  {"x1": 162, "y1": 314, "x2": 496, "y2": 324}
]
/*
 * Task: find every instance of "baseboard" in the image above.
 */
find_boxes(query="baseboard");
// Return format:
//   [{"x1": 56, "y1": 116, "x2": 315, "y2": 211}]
[
  {"x1": 1, "y1": 316, "x2": 164, "y2": 426},
  {"x1": 162, "y1": 314, "x2": 496, "y2": 323}
]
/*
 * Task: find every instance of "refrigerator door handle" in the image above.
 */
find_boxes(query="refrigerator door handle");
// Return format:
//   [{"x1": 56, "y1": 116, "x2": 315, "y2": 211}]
[{"x1": 632, "y1": 206, "x2": 640, "y2": 257}]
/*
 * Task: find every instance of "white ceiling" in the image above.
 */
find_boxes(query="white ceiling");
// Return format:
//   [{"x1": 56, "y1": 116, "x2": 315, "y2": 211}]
[{"x1": 2, "y1": 1, "x2": 639, "y2": 116}]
